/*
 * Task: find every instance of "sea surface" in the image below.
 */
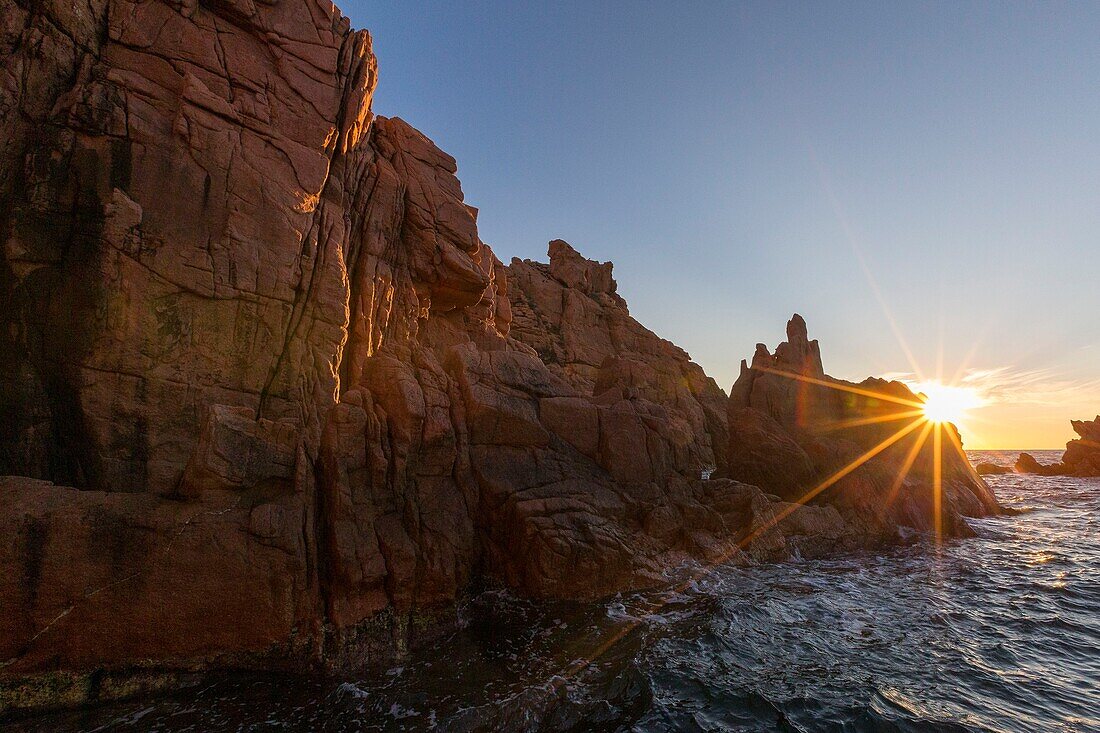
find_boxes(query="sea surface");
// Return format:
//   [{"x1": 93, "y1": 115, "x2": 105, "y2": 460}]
[{"x1": 13, "y1": 450, "x2": 1099, "y2": 732}]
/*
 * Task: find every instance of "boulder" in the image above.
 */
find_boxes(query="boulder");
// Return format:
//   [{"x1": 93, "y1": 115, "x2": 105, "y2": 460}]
[{"x1": 975, "y1": 462, "x2": 1012, "y2": 476}]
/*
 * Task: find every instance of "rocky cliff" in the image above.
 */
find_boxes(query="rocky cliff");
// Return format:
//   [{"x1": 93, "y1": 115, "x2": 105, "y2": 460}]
[
  {"x1": 1016, "y1": 416, "x2": 1100, "y2": 477},
  {"x1": 723, "y1": 315, "x2": 1002, "y2": 550},
  {"x1": 0, "y1": 0, "x2": 1001, "y2": 715},
  {"x1": 506, "y1": 240, "x2": 729, "y2": 474}
]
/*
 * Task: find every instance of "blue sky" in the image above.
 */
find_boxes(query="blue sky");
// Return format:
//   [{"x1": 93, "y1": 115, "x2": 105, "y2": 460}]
[{"x1": 340, "y1": 1, "x2": 1100, "y2": 448}]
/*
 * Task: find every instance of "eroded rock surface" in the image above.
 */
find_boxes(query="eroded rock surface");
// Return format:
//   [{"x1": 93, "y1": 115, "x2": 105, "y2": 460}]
[
  {"x1": 1015, "y1": 416, "x2": 1100, "y2": 477},
  {"x1": 1, "y1": 0, "x2": 377, "y2": 494},
  {"x1": 507, "y1": 241, "x2": 729, "y2": 473},
  {"x1": 0, "y1": 0, "x2": 1005, "y2": 716},
  {"x1": 0, "y1": 0, "x2": 779, "y2": 713},
  {"x1": 723, "y1": 315, "x2": 1003, "y2": 554}
]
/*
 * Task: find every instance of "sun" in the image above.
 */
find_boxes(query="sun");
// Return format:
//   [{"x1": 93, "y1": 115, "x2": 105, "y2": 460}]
[{"x1": 912, "y1": 380, "x2": 985, "y2": 425}]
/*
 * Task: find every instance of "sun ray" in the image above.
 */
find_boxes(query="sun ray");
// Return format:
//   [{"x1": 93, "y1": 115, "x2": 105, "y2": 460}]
[
  {"x1": 855, "y1": 254, "x2": 927, "y2": 384},
  {"x1": 881, "y1": 420, "x2": 935, "y2": 513},
  {"x1": 941, "y1": 422, "x2": 980, "y2": 479},
  {"x1": 936, "y1": 314, "x2": 945, "y2": 384},
  {"x1": 755, "y1": 366, "x2": 925, "y2": 409},
  {"x1": 774, "y1": 417, "x2": 927, "y2": 513},
  {"x1": 806, "y1": 143, "x2": 926, "y2": 382},
  {"x1": 670, "y1": 418, "x2": 927, "y2": 592},
  {"x1": 815, "y1": 409, "x2": 926, "y2": 433},
  {"x1": 664, "y1": 418, "x2": 927, "y2": 592},
  {"x1": 675, "y1": 416, "x2": 928, "y2": 592},
  {"x1": 548, "y1": 416, "x2": 928, "y2": 689},
  {"x1": 947, "y1": 320, "x2": 997, "y2": 388},
  {"x1": 933, "y1": 422, "x2": 943, "y2": 546},
  {"x1": 559, "y1": 624, "x2": 636, "y2": 680}
]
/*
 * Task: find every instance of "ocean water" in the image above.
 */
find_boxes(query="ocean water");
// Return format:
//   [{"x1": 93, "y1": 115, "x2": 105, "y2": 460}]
[{"x1": 13, "y1": 450, "x2": 1099, "y2": 732}]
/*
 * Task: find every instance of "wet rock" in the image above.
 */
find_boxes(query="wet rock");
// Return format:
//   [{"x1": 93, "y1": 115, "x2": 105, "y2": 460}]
[{"x1": 975, "y1": 462, "x2": 1012, "y2": 476}]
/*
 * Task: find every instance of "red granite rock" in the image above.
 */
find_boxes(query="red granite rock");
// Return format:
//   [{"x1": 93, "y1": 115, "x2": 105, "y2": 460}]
[
  {"x1": 0, "y1": 1, "x2": 1006, "y2": 716},
  {"x1": 507, "y1": 240, "x2": 729, "y2": 474},
  {"x1": 0, "y1": 2, "x2": 757, "y2": 711},
  {"x1": 724, "y1": 315, "x2": 1003, "y2": 543}
]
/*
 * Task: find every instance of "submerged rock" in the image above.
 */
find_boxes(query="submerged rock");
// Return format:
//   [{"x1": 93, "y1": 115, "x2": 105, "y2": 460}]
[{"x1": 975, "y1": 462, "x2": 1013, "y2": 476}]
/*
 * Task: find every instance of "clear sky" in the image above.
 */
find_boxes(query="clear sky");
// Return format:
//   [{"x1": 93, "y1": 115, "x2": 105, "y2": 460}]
[{"x1": 340, "y1": 1, "x2": 1100, "y2": 449}]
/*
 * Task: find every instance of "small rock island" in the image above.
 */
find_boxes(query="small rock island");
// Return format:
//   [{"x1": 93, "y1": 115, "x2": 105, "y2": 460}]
[{"x1": 1016, "y1": 417, "x2": 1100, "y2": 477}]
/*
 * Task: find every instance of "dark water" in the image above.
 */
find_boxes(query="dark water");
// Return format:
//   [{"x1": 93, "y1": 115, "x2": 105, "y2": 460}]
[{"x1": 15, "y1": 451, "x2": 1100, "y2": 732}]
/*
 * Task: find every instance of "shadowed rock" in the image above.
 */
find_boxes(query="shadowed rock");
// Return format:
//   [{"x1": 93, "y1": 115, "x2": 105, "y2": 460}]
[
  {"x1": 723, "y1": 315, "x2": 1004, "y2": 548},
  {"x1": 0, "y1": 0, "x2": 793, "y2": 713},
  {"x1": 0, "y1": 0, "x2": 1008, "y2": 716},
  {"x1": 1015, "y1": 416, "x2": 1100, "y2": 477}
]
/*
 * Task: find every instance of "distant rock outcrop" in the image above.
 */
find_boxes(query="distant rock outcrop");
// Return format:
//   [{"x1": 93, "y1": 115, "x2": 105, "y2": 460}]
[
  {"x1": 723, "y1": 315, "x2": 1003, "y2": 552},
  {"x1": 975, "y1": 462, "x2": 1013, "y2": 476},
  {"x1": 1015, "y1": 416, "x2": 1100, "y2": 477},
  {"x1": 0, "y1": 0, "x2": 1004, "y2": 716}
]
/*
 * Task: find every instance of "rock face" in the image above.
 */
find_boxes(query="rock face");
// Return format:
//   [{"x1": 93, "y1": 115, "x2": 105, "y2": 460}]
[
  {"x1": 723, "y1": 315, "x2": 1002, "y2": 551},
  {"x1": 0, "y1": 0, "x2": 1004, "y2": 716},
  {"x1": 1015, "y1": 416, "x2": 1100, "y2": 477},
  {"x1": 0, "y1": 0, "x2": 378, "y2": 709},
  {"x1": 0, "y1": 0, "x2": 377, "y2": 493},
  {"x1": 507, "y1": 240, "x2": 729, "y2": 474},
  {"x1": 0, "y1": 0, "x2": 804, "y2": 713}
]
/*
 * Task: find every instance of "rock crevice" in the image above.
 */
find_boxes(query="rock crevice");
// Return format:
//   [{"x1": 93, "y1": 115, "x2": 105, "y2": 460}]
[{"x1": 0, "y1": 0, "x2": 1003, "y2": 715}]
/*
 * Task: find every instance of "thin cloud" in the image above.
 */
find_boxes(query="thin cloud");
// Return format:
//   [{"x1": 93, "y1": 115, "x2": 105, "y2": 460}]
[{"x1": 882, "y1": 367, "x2": 1100, "y2": 408}]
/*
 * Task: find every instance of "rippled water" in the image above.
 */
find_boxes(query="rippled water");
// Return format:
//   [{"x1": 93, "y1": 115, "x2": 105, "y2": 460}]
[{"x1": 14, "y1": 451, "x2": 1100, "y2": 732}]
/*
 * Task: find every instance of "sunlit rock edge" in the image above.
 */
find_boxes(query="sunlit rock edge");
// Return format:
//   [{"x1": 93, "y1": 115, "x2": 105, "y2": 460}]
[{"x1": 0, "y1": 0, "x2": 1003, "y2": 715}]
